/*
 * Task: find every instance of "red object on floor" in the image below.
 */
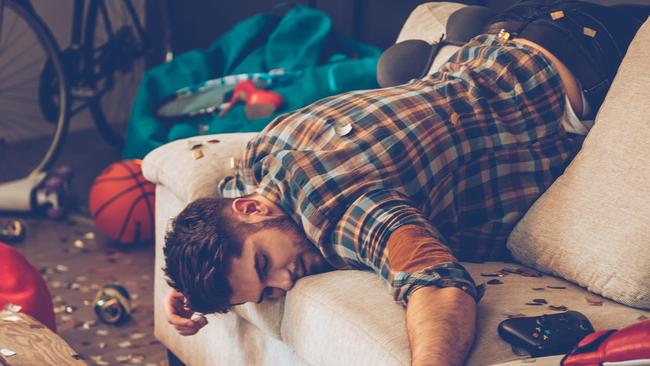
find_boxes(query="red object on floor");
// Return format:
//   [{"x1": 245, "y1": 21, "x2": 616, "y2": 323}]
[
  {"x1": 0, "y1": 242, "x2": 56, "y2": 332},
  {"x1": 562, "y1": 319, "x2": 650, "y2": 365}
]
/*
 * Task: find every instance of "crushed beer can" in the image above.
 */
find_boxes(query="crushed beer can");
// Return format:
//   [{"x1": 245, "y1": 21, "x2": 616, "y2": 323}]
[{"x1": 93, "y1": 284, "x2": 132, "y2": 325}]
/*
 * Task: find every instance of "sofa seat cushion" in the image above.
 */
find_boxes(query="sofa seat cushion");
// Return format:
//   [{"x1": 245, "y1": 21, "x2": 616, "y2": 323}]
[{"x1": 279, "y1": 262, "x2": 650, "y2": 366}]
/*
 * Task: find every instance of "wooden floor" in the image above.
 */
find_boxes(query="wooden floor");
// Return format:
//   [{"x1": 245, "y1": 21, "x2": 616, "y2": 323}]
[{"x1": 1, "y1": 126, "x2": 167, "y2": 366}]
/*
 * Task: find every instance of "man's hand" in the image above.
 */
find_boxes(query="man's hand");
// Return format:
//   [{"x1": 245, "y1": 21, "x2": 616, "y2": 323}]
[
  {"x1": 406, "y1": 286, "x2": 477, "y2": 366},
  {"x1": 165, "y1": 288, "x2": 208, "y2": 336}
]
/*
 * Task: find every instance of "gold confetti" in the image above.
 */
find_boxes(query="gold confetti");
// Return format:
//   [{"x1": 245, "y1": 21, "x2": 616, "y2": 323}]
[
  {"x1": 96, "y1": 329, "x2": 109, "y2": 336},
  {"x1": 585, "y1": 297, "x2": 603, "y2": 306},
  {"x1": 55, "y1": 264, "x2": 69, "y2": 273},
  {"x1": 207, "y1": 139, "x2": 221, "y2": 144},
  {"x1": 450, "y1": 113, "x2": 461, "y2": 126},
  {"x1": 130, "y1": 332, "x2": 146, "y2": 340},
  {"x1": 1, "y1": 315, "x2": 20, "y2": 322},
  {"x1": 583, "y1": 27, "x2": 597, "y2": 38},
  {"x1": 84, "y1": 232, "x2": 95, "y2": 240},
  {"x1": 119, "y1": 341, "x2": 133, "y2": 348},
  {"x1": 129, "y1": 354, "x2": 146, "y2": 364},
  {"x1": 116, "y1": 355, "x2": 130, "y2": 363},
  {"x1": 497, "y1": 28, "x2": 511, "y2": 41},
  {"x1": 548, "y1": 305, "x2": 568, "y2": 311},
  {"x1": 65, "y1": 305, "x2": 77, "y2": 314},
  {"x1": 550, "y1": 10, "x2": 564, "y2": 20},
  {"x1": 192, "y1": 149, "x2": 204, "y2": 160},
  {"x1": 547, "y1": 285, "x2": 567, "y2": 289},
  {"x1": 73, "y1": 239, "x2": 85, "y2": 249}
]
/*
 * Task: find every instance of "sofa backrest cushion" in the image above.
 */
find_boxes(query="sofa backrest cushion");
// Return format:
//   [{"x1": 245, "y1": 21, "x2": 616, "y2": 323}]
[{"x1": 506, "y1": 19, "x2": 650, "y2": 309}]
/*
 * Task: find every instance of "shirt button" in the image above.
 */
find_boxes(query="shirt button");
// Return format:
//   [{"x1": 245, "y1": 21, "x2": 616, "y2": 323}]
[{"x1": 335, "y1": 123, "x2": 353, "y2": 136}]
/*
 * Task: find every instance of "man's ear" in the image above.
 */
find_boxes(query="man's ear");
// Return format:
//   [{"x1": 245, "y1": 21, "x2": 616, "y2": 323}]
[{"x1": 231, "y1": 197, "x2": 270, "y2": 218}]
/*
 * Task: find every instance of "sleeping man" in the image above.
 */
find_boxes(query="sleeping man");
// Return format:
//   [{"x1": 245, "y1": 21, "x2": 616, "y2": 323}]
[{"x1": 162, "y1": 1, "x2": 647, "y2": 365}]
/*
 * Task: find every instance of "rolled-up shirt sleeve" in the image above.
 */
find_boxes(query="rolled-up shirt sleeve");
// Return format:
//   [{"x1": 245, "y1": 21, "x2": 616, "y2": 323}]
[{"x1": 328, "y1": 189, "x2": 480, "y2": 305}]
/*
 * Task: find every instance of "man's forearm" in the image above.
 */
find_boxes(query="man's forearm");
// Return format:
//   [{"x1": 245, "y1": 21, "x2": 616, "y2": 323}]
[{"x1": 406, "y1": 286, "x2": 477, "y2": 366}]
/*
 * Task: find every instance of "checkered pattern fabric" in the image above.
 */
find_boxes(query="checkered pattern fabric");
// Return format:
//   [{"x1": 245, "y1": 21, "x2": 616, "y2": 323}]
[{"x1": 219, "y1": 35, "x2": 584, "y2": 302}]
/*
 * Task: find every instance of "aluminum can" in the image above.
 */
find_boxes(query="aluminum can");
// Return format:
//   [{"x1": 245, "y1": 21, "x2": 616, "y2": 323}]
[{"x1": 93, "y1": 284, "x2": 131, "y2": 324}]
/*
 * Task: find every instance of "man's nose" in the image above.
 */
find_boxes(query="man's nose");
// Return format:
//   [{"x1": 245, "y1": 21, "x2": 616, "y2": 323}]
[{"x1": 266, "y1": 268, "x2": 294, "y2": 292}]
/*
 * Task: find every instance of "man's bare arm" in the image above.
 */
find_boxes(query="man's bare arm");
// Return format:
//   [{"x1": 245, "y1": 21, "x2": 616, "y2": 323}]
[{"x1": 406, "y1": 286, "x2": 477, "y2": 366}]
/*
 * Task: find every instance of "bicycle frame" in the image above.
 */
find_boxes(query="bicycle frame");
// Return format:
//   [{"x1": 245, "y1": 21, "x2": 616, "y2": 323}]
[{"x1": 67, "y1": 0, "x2": 148, "y2": 116}]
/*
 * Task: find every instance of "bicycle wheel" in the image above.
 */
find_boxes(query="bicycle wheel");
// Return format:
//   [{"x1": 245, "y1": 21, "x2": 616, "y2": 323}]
[
  {"x1": 0, "y1": 0, "x2": 69, "y2": 184},
  {"x1": 84, "y1": 0, "x2": 170, "y2": 148}
]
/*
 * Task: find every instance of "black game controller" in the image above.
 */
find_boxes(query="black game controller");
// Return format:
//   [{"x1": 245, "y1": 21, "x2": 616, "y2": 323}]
[{"x1": 498, "y1": 311, "x2": 595, "y2": 357}]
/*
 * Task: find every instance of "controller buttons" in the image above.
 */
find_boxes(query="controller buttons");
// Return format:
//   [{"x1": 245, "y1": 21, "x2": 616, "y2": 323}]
[
  {"x1": 532, "y1": 332, "x2": 540, "y2": 338},
  {"x1": 543, "y1": 334, "x2": 549, "y2": 341},
  {"x1": 537, "y1": 316, "x2": 548, "y2": 326}
]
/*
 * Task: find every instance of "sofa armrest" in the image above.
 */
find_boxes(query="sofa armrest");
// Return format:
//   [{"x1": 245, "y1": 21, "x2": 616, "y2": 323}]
[{"x1": 142, "y1": 133, "x2": 257, "y2": 203}]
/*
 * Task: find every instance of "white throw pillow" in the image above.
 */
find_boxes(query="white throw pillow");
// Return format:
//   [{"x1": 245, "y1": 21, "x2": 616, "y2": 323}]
[{"x1": 507, "y1": 19, "x2": 650, "y2": 309}]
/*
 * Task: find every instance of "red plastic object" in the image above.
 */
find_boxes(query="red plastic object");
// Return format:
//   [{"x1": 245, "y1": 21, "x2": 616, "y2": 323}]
[
  {"x1": 0, "y1": 242, "x2": 56, "y2": 332},
  {"x1": 562, "y1": 319, "x2": 650, "y2": 365},
  {"x1": 220, "y1": 80, "x2": 283, "y2": 119}
]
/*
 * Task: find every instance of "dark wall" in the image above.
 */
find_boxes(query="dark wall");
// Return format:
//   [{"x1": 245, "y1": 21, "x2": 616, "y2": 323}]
[
  {"x1": 164, "y1": 0, "x2": 650, "y2": 54},
  {"x1": 165, "y1": 0, "x2": 483, "y2": 54}
]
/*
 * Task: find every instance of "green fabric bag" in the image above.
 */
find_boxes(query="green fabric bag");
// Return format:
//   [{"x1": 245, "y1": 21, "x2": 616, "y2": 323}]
[{"x1": 124, "y1": 5, "x2": 381, "y2": 159}]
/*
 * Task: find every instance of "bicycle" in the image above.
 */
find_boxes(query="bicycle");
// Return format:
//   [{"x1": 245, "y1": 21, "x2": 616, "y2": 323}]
[{"x1": 0, "y1": 0, "x2": 170, "y2": 217}]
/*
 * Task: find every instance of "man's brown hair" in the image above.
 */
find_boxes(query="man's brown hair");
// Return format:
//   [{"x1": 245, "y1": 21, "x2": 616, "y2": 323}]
[{"x1": 163, "y1": 196, "x2": 243, "y2": 314}]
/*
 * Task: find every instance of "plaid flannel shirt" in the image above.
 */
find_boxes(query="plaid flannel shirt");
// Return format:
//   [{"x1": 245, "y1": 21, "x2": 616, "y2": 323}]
[{"x1": 218, "y1": 35, "x2": 584, "y2": 304}]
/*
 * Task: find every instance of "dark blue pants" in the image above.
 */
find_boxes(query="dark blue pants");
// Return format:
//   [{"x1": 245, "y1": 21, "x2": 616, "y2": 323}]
[{"x1": 483, "y1": 0, "x2": 648, "y2": 118}]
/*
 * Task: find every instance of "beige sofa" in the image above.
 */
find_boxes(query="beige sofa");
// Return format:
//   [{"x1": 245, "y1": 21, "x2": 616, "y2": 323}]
[{"x1": 143, "y1": 3, "x2": 650, "y2": 365}]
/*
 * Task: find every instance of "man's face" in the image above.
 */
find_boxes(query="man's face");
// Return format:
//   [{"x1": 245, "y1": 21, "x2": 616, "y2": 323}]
[{"x1": 227, "y1": 217, "x2": 329, "y2": 305}]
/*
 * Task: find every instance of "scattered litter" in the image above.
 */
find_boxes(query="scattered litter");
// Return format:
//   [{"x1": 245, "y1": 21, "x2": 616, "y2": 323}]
[
  {"x1": 507, "y1": 313, "x2": 527, "y2": 319},
  {"x1": 84, "y1": 232, "x2": 95, "y2": 240},
  {"x1": 130, "y1": 332, "x2": 146, "y2": 340},
  {"x1": 548, "y1": 305, "x2": 568, "y2": 311},
  {"x1": 501, "y1": 267, "x2": 543, "y2": 277},
  {"x1": 116, "y1": 355, "x2": 130, "y2": 363},
  {"x1": 4, "y1": 303, "x2": 21, "y2": 312},
  {"x1": 487, "y1": 279, "x2": 503, "y2": 285},
  {"x1": 119, "y1": 340, "x2": 133, "y2": 348},
  {"x1": 192, "y1": 149, "x2": 204, "y2": 160},
  {"x1": 73, "y1": 240, "x2": 85, "y2": 249},
  {"x1": 531, "y1": 288, "x2": 545, "y2": 291},
  {"x1": 0, "y1": 348, "x2": 16, "y2": 357},
  {"x1": 546, "y1": 285, "x2": 567, "y2": 289},
  {"x1": 585, "y1": 297, "x2": 603, "y2": 306},
  {"x1": 55, "y1": 264, "x2": 69, "y2": 273},
  {"x1": 480, "y1": 273, "x2": 504, "y2": 277},
  {"x1": 71, "y1": 354, "x2": 85, "y2": 360},
  {"x1": 525, "y1": 302, "x2": 544, "y2": 306},
  {"x1": 207, "y1": 139, "x2": 221, "y2": 144},
  {"x1": 1, "y1": 315, "x2": 20, "y2": 322},
  {"x1": 98, "y1": 342, "x2": 107, "y2": 349},
  {"x1": 96, "y1": 329, "x2": 109, "y2": 336},
  {"x1": 128, "y1": 353, "x2": 145, "y2": 364},
  {"x1": 531, "y1": 299, "x2": 548, "y2": 304}
]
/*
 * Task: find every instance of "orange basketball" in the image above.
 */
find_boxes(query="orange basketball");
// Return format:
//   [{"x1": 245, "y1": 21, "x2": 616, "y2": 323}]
[{"x1": 89, "y1": 159, "x2": 155, "y2": 245}]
